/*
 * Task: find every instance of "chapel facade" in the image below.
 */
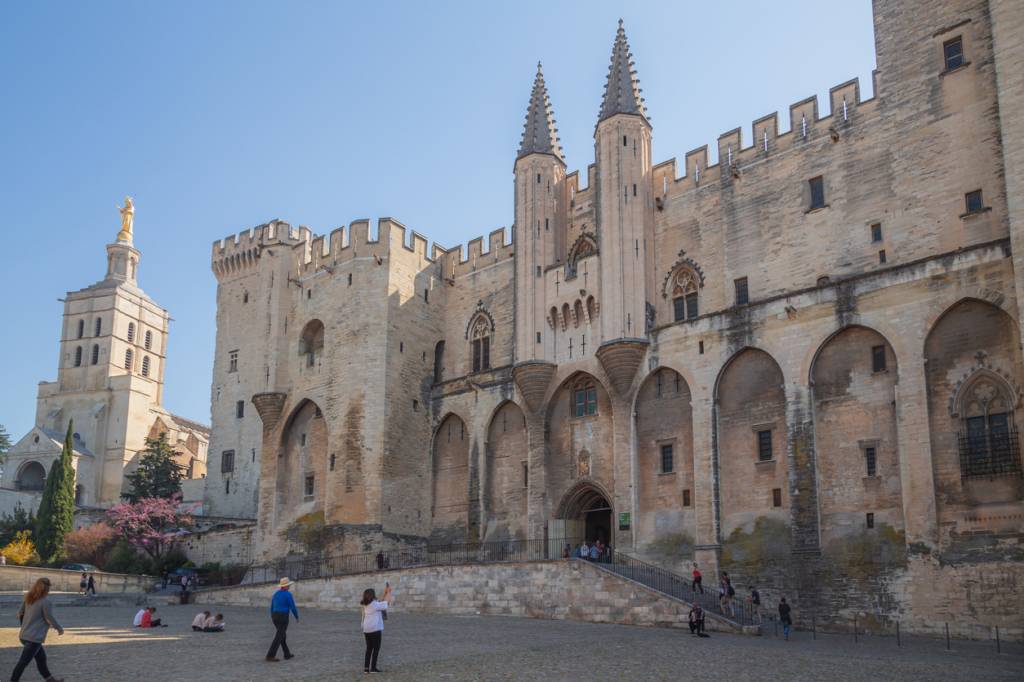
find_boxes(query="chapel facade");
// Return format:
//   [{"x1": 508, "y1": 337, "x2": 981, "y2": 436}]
[{"x1": 204, "y1": 0, "x2": 1024, "y2": 631}]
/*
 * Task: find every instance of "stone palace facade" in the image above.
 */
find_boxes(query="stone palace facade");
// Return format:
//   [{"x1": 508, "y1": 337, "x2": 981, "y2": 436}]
[{"x1": 203, "y1": 0, "x2": 1024, "y2": 631}]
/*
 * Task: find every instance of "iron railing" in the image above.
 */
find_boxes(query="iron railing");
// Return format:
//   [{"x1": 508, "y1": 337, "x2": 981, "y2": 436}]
[
  {"x1": 958, "y1": 428, "x2": 1021, "y2": 478},
  {"x1": 598, "y1": 551, "x2": 760, "y2": 626}
]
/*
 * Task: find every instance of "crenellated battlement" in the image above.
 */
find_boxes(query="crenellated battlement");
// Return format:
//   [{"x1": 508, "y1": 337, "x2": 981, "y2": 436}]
[
  {"x1": 648, "y1": 74, "x2": 877, "y2": 199},
  {"x1": 211, "y1": 219, "x2": 310, "y2": 279},
  {"x1": 437, "y1": 227, "x2": 515, "y2": 280}
]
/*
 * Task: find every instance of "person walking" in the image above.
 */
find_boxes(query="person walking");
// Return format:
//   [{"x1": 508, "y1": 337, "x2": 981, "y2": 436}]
[
  {"x1": 779, "y1": 597, "x2": 793, "y2": 640},
  {"x1": 749, "y1": 586, "x2": 761, "y2": 624},
  {"x1": 266, "y1": 577, "x2": 298, "y2": 662},
  {"x1": 10, "y1": 577, "x2": 64, "y2": 682},
  {"x1": 86, "y1": 574, "x2": 96, "y2": 597},
  {"x1": 691, "y1": 563, "x2": 703, "y2": 594},
  {"x1": 78, "y1": 573, "x2": 87, "y2": 596},
  {"x1": 360, "y1": 582, "x2": 392, "y2": 674},
  {"x1": 687, "y1": 604, "x2": 705, "y2": 636}
]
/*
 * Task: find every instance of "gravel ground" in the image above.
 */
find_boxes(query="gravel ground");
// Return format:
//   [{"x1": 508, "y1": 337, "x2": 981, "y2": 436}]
[{"x1": 0, "y1": 604, "x2": 1020, "y2": 681}]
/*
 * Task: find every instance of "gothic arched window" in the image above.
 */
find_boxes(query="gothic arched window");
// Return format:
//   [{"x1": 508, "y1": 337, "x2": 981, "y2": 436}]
[
  {"x1": 127, "y1": 322, "x2": 136, "y2": 344},
  {"x1": 94, "y1": 318, "x2": 101, "y2": 336},
  {"x1": 299, "y1": 319, "x2": 325, "y2": 368},
  {"x1": 671, "y1": 267, "x2": 700, "y2": 322},
  {"x1": 470, "y1": 316, "x2": 491, "y2": 373},
  {"x1": 91, "y1": 344, "x2": 99, "y2": 365},
  {"x1": 76, "y1": 320, "x2": 84, "y2": 339},
  {"x1": 956, "y1": 373, "x2": 1020, "y2": 478},
  {"x1": 124, "y1": 348, "x2": 133, "y2": 371},
  {"x1": 141, "y1": 355, "x2": 151, "y2": 377},
  {"x1": 74, "y1": 346, "x2": 83, "y2": 367},
  {"x1": 144, "y1": 330, "x2": 153, "y2": 350}
]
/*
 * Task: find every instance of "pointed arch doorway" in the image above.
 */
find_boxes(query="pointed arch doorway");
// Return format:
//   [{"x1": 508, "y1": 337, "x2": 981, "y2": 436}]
[{"x1": 550, "y1": 481, "x2": 614, "y2": 552}]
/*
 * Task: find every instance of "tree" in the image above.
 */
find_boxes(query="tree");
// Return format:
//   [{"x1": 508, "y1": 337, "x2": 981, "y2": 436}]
[
  {"x1": 123, "y1": 433, "x2": 185, "y2": 502},
  {"x1": 1, "y1": 530, "x2": 39, "y2": 565},
  {"x1": 34, "y1": 422, "x2": 76, "y2": 564},
  {"x1": 0, "y1": 423, "x2": 11, "y2": 465},
  {"x1": 64, "y1": 522, "x2": 117, "y2": 567},
  {"x1": 0, "y1": 503, "x2": 36, "y2": 547},
  {"x1": 106, "y1": 496, "x2": 194, "y2": 567}
]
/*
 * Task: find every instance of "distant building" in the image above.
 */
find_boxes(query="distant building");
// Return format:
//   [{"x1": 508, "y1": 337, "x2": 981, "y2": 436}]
[{"x1": 2, "y1": 214, "x2": 208, "y2": 514}]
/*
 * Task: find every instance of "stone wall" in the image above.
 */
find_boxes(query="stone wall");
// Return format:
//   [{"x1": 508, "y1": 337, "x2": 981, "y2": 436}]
[
  {"x1": 196, "y1": 559, "x2": 742, "y2": 633},
  {"x1": 180, "y1": 525, "x2": 256, "y2": 567},
  {"x1": 0, "y1": 566, "x2": 158, "y2": 594}
]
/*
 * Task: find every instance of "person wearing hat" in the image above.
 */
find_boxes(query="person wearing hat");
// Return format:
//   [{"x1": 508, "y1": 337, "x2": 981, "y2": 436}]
[{"x1": 266, "y1": 577, "x2": 299, "y2": 662}]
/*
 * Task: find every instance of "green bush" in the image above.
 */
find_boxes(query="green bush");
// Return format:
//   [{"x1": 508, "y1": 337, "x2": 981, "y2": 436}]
[{"x1": 103, "y1": 540, "x2": 154, "y2": 575}]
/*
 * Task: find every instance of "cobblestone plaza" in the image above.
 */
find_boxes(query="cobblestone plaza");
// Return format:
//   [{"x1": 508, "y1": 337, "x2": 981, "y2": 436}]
[{"x1": 1, "y1": 605, "x2": 1020, "y2": 681}]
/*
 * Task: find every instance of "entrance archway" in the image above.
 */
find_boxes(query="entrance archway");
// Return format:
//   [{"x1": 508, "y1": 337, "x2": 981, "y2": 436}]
[{"x1": 553, "y1": 481, "x2": 614, "y2": 548}]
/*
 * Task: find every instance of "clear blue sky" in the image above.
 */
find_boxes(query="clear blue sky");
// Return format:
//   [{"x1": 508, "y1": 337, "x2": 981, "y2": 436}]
[{"x1": 0, "y1": 1, "x2": 876, "y2": 437}]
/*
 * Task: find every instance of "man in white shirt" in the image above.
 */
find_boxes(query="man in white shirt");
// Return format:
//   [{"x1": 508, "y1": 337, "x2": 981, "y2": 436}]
[
  {"x1": 192, "y1": 611, "x2": 210, "y2": 631},
  {"x1": 133, "y1": 608, "x2": 146, "y2": 627}
]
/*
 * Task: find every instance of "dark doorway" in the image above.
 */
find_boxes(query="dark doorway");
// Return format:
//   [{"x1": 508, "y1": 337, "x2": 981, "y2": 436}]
[{"x1": 584, "y1": 497, "x2": 612, "y2": 545}]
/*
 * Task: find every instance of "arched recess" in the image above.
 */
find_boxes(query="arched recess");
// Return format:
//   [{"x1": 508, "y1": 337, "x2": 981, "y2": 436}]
[
  {"x1": 276, "y1": 399, "x2": 328, "y2": 528},
  {"x1": 16, "y1": 461, "x2": 46, "y2": 491},
  {"x1": 544, "y1": 372, "x2": 614, "y2": 525},
  {"x1": 431, "y1": 413, "x2": 470, "y2": 543},
  {"x1": 299, "y1": 320, "x2": 325, "y2": 369},
  {"x1": 715, "y1": 348, "x2": 789, "y2": 537},
  {"x1": 635, "y1": 367, "x2": 695, "y2": 555},
  {"x1": 483, "y1": 401, "x2": 528, "y2": 541},
  {"x1": 553, "y1": 479, "x2": 613, "y2": 545},
  {"x1": 811, "y1": 326, "x2": 904, "y2": 547},
  {"x1": 924, "y1": 299, "x2": 1024, "y2": 515}
]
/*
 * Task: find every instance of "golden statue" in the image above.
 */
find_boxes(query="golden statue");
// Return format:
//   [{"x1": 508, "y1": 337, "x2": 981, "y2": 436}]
[{"x1": 116, "y1": 196, "x2": 135, "y2": 242}]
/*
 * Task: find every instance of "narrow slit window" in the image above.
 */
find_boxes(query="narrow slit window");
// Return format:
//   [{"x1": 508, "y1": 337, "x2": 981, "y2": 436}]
[
  {"x1": 76, "y1": 320, "x2": 84, "y2": 339},
  {"x1": 757, "y1": 430, "x2": 773, "y2": 462},
  {"x1": 682, "y1": 489, "x2": 691, "y2": 507},
  {"x1": 866, "y1": 512, "x2": 875, "y2": 529},
  {"x1": 878, "y1": 250, "x2": 887, "y2": 264},
  {"x1": 94, "y1": 318, "x2": 102, "y2": 336},
  {"x1": 74, "y1": 346, "x2": 83, "y2": 367},
  {"x1": 872, "y1": 345, "x2": 886, "y2": 372},
  {"x1": 808, "y1": 176, "x2": 825, "y2": 210},
  {"x1": 304, "y1": 475, "x2": 315, "y2": 497},
  {"x1": 90, "y1": 344, "x2": 99, "y2": 365},
  {"x1": 772, "y1": 488, "x2": 782, "y2": 507},
  {"x1": 871, "y1": 223, "x2": 883, "y2": 243},
  {"x1": 943, "y1": 36, "x2": 964, "y2": 71},
  {"x1": 734, "y1": 277, "x2": 749, "y2": 306},
  {"x1": 236, "y1": 400, "x2": 245, "y2": 418},
  {"x1": 865, "y1": 446, "x2": 877, "y2": 477},
  {"x1": 660, "y1": 444, "x2": 674, "y2": 474}
]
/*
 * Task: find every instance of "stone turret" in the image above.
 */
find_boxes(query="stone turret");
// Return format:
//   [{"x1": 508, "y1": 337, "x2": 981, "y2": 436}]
[
  {"x1": 593, "y1": 20, "x2": 653, "y2": 396},
  {"x1": 514, "y1": 62, "x2": 567, "y2": 373}
]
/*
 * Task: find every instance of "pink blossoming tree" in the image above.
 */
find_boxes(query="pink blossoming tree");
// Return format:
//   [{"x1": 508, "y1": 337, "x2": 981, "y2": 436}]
[{"x1": 106, "y1": 496, "x2": 195, "y2": 565}]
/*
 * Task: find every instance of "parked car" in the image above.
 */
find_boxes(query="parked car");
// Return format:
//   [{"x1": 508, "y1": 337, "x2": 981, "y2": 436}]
[{"x1": 62, "y1": 563, "x2": 98, "y2": 572}]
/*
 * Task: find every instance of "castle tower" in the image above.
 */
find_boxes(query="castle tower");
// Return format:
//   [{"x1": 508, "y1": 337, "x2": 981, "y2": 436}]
[
  {"x1": 593, "y1": 20, "x2": 654, "y2": 395},
  {"x1": 514, "y1": 63, "x2": 566, "y2": 364}
]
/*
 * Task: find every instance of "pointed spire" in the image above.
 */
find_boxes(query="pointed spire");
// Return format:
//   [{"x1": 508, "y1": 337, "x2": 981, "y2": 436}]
[
  {"x1": 517, "y1": 61, "x2": 565, "y2": 163},
  {"x1": 598, "y1": 19, "x2": 648, "y2": 125}
]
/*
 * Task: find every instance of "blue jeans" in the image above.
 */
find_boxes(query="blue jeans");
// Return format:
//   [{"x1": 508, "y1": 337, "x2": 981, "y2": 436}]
[{"x1": 783, "y1": 622, "x2": 791, "y2": 639}]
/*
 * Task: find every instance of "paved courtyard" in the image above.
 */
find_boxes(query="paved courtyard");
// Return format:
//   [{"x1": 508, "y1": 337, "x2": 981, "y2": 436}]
[{"x1": 0, "y1": 604, "x2": 1020, "y2": 681}]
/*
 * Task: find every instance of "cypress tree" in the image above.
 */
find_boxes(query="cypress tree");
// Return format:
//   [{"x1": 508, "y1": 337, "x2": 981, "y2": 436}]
[{"x1": 34, "y1": 421, "x2": 77, "y2": 564}]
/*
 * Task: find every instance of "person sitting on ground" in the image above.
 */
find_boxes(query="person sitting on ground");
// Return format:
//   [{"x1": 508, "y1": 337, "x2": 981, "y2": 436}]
[
  {"x1": 133, "y1": 607, "x2": 147, "y2": 627},
  {"x1": 688, "y1": 604, "x2": 705, "y2": 636},
  {"x1": 203, "y1": 613, "x2": 225, "y2": 632},
  {"x1": 192, "y1": 610, "x2": 211, "y2": 632},
  {"x1": 140, "y1": 606, "x2": 166, "y2": 628}
]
